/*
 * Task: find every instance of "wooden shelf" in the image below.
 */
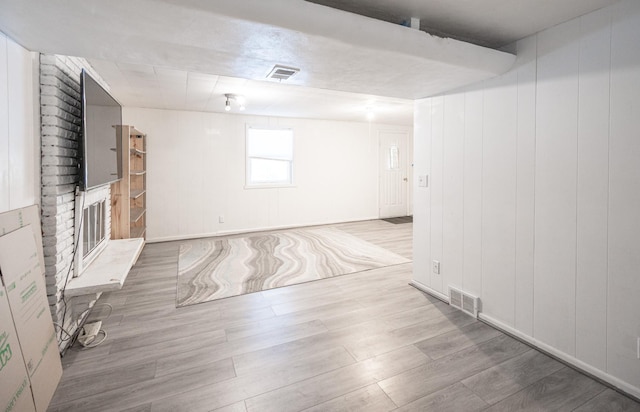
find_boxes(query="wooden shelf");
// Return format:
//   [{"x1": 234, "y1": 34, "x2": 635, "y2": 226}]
[
  {"x1": 112, "y1": 125, "x2": 147, "y2": 240},
  {"x1": 130, "y1": 189, "x2": 145, "y2": 199},
  {"x1": 131, "y1": 127, "x2": 146, "y2": 137},
  {"x1": 130, "y1": 226, "x2": 146, "y2": 239},
  {"x1": 130, "y1": 208, "x2": 145, "y2": 223}
]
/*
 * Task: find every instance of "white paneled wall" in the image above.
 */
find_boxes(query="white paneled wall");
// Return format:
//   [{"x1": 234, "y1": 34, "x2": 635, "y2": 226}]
[
  {"x1": 123, "y1": 108, "x2": 412, "y2": 242},
  {"x1": 0, "y1": 32, "x2": 38, "y2": 213},
  {"x1": 413, "y1": 0, "x2": 640, "y2": 397},
  {"x1": 534, "y1": 16, "x2": 580, "y2": 357},
  {"x1": 608, "y1": 0, "x2": 640, "y2": 390},
  {"x1": 576, "y1": 6, "x2": 611, "y2": 372}
]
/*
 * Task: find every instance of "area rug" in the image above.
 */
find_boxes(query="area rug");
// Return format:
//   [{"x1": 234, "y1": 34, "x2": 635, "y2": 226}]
[{"x1": 176, "y1": 227, "x2": 410, "y2": 307}]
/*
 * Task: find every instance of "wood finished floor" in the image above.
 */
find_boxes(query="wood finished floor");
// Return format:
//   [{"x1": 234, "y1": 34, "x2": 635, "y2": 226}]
[{"x1": 49, "y1": 220, "x2": 640, "y2": 412}]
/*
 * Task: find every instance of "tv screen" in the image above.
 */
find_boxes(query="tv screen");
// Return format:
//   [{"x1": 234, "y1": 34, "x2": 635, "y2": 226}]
[{"x1": 79, "y1": 69, "x2": 123, "y2": 191}]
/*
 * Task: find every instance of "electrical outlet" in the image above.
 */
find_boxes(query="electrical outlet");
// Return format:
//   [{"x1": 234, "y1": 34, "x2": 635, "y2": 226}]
[
  {"x1": 219, "y1": 215, "x2": 225, "y2": 223},
  {"x1": 432, "y1": 260, "x2": 440, "y2": 274}
]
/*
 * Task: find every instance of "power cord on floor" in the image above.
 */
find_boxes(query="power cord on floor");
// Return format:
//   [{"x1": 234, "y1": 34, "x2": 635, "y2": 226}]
[
  {"x1": 77, "y1": 328, "x2": 108, "y2": 349},
  {"x1": 53, "y1": 322, "x2": 74, "y2": 341}
]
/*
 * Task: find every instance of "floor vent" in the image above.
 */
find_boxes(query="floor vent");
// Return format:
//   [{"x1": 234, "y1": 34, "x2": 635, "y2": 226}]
[
  {"x1": 449, "y1": 286, "x2": 479, "y2": 318},
  {"x1": 266, "y1": 65, "x2": 300, "y2": 81}
]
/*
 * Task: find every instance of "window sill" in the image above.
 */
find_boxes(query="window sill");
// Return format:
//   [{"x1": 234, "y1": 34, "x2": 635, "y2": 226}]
[{"x1": 244, "y1": 184, "x2": 297, "y2": 190}]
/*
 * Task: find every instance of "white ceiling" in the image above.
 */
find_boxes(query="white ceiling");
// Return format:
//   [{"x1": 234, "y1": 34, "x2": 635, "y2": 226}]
[
  {"x1": 0, "y1": 0, "x2": 617, "y2": 125},
  {"x1": 88, "y1": 60, "x2": 415, "y2": 124},
  {"x1": 307, "y1": 0, "x2": 617, "y2": 48}
]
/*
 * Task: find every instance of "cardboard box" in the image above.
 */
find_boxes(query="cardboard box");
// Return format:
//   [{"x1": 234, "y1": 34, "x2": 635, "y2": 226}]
[
  {"x1": 0, "y1": 205, "x2": 45, "y2": 271},
  {"x1": 0, "y1": 225, "x2": 62, "y2": 412},
  {"x1": 0, "y1": 287, "x2": 36, "y2": 412}
]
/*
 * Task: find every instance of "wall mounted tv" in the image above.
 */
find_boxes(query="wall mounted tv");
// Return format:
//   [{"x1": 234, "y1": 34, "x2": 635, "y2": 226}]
[{"x1": 79, "y1": 69, "x2": 123, "y2": 191}]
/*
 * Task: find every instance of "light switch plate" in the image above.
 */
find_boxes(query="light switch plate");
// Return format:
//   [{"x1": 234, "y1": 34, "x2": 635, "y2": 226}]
[{"x1": 418, "y1": 175, "x2": 428, "y2": 187}]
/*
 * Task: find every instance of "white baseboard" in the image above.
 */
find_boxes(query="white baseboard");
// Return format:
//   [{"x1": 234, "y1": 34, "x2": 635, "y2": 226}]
[
  {"x1": 145, "y1": 216, "x2": 379, "y2": 243},
  {"x1": 479, "y1": 313, "x2": 640, "y2": 401},
  {"x1": 409, "y1": 280, "x2": 450, "y2": 303},
  {"x1": 409, "y1": 278, "x2": 640, "y2": 401}
]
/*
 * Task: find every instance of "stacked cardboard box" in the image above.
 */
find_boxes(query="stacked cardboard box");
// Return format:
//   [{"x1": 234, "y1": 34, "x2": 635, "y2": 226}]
[{"x1": 0, "y1": 206, "x2": 63, "y2": 412}]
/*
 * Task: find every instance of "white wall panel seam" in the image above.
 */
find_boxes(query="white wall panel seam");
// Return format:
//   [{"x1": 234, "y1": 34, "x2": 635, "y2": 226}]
[
  {"x1": 514, "y1": 69, "x2": 520, "y2": 328},
  {"x1": 532, "y1": 33, "x2": 539, "y2": 341},
  {"x1": 461, "y1": 93, "x2": 466, "y2": 292},
  {"x1": 605, "y1": 5, "x2": 613, "y2": 374},
  {"x1": 575, "y1": 15, "x2": 582, "y2": 359},
  {"x1": 4, "y1": 35, "x2": 9, "y2": 209},
  {"x1": 480, "y1": 86, "x2": 485, "y2": 304},
  {"x1": 440, "y1": 97, "x2": 445, "y2": 293}
]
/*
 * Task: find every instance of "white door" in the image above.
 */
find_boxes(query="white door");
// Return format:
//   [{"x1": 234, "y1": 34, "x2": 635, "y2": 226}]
[{"x1": 379, "y1": 131, "x2": 408, "y2": 218}]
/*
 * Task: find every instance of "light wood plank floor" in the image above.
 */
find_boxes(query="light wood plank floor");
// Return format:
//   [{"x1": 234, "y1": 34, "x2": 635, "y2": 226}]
[{"x1": 49, "y1": 220, "x2": 640, "y2": 411}]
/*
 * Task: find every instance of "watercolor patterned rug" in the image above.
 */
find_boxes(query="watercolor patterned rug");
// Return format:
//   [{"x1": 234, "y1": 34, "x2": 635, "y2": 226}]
[{"x1": 176, "y1": 227, "x2": 409, "y2": 307}]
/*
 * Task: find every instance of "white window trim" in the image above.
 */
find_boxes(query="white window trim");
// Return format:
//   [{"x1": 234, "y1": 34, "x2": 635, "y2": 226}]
[{"x1": 245, "y1": 125, "x2": 295, "y2": 188}]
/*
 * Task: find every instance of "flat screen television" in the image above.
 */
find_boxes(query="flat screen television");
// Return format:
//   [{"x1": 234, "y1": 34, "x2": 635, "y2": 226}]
[{"x1": 79, "y1": 69, "x2": 123, "y2": 191}]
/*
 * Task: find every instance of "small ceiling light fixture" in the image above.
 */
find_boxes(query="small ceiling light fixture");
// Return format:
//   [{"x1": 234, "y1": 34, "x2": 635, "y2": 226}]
[{"x1": 224, "y1": 93, "x2": 245, "y2": 112}]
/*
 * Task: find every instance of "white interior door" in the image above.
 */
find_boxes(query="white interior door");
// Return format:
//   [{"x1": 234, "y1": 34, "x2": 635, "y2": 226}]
[{"x1": 379, "y1": 131, "x2": 408, "y2": 218}]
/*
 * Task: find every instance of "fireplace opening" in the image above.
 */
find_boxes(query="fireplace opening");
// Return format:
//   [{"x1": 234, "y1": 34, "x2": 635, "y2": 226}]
[
  {"x1": 74, "y1": 186, "x2": 111, "y2": 277},
  {"x1": 82, "y1": 199, "x2": 106, "y2": 260}
]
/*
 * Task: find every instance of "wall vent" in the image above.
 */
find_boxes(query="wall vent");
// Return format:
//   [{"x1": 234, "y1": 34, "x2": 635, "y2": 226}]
[
  {"x1": 266, "y1": 65, "x2": 300, "y2": 81},
  {"x1": 448, "y1": 286, "x2": 479, "y2": 318}
]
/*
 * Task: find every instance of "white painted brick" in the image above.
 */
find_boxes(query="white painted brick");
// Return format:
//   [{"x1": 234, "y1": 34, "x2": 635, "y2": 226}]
[
  {"x1": 41, "y1": 209, "x2": 74, "y2": 224},
  {"x1": 41, "y1": 125, "x2": 78, "y2": 140},
  {"x1": 42, "y1": 174, "x2": 77, "y2": 186},
  {"x1": 40, "y1": 53, "x2": 113, "y2": 352},
  {"x1": 41, "y1": 114, "x2": 81, "y2": 131},
  {"x1": 41, "y1": 183, "x2": 76, "y2": 197},
  {"x1": 41, "y1": 144, "x2": 78, "y2": 157},
  {"x1": 42, "y1": 155, "x2": 79, "y2": 167},
  {"x1": 41, "y1": 202, "x2": 75, "y2": 219},
  {"x1": 41, "y1": 187, "x2": 75, "y2": 199},
  {"x1": 41, "y1": 137, "x2": 79, "y2": 151}
]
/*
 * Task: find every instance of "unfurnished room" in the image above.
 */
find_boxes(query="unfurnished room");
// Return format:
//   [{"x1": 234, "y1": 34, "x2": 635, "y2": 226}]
[{"x1": 0, "y1": 0, "x2": 639, "y2": 411}]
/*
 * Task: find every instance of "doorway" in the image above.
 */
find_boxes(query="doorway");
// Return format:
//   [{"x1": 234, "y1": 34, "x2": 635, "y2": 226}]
[{"x1": 379, "y1": 130, "x2": 410, "y2": 218}]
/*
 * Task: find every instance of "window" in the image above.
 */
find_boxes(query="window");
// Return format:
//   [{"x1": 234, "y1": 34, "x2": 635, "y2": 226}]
[{"x1": 246, "y1": 127, "x2": 294, "y2": 186}]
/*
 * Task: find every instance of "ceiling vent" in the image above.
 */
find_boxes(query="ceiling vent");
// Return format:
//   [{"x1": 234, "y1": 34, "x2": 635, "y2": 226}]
[{"x1": 266, "y1": 65, "x2": 300, "y2": 81}]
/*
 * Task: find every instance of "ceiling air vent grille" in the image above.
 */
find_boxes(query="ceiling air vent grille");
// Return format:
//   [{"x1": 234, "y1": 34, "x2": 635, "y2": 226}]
[
  {"x1": 449, "y1": 286, "x2": 480, "y2": 318},
  {"x1": 266, "y1": 65, "x2": 300, "y2": 81}
]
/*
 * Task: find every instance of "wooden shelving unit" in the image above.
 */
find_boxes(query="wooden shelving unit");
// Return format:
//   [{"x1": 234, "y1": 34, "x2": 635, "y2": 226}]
[{"x1": 111, "y1": 126, "x2": 147, "y2": 240}]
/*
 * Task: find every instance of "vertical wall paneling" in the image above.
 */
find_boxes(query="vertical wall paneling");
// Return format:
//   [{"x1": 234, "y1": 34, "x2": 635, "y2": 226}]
[
  {"x1": 141, "y1": 109, "x2": 180, "y2": 239},
  {"x1": 481, "y1": 71, "x2": 518, "y2": 326},
  {"x1": 178, "y1": 112, "x2": 205, "y2": 236},
  {"x1": 534, "y1": 18, "x2": 580, "y2": 355},
  {"x1": 201, "y1": 114, "x2": 221, "y2": 234},
  {"x1": 575, "y1": 7, "x2": 611, "y2": 371},
  {"x1": 608, "y1": 0, "x2": 640, "y2": 389},
  {"x1": 462, "y1": 86, "x2": 483, "y2": 296},
  {"x1": 0, "y1": 34, "x2": 8, "y2": 212},
  {"x1": 7, "y1": 40, "x2": 35, "y2": 210},
  {"x1": 413, "y1": 0, "x2": 640, "y2": 395},
  {"x1": 442, "y1": 93, "x2": 465, "y2": 290},
  {"x1": 514, "y1": 35, "x2": 537, "y2": 336},
  {"x1": 412, "y1": 99, "x2": 432, "y2": 287},
  {"x1": 429, "y1": 96, "x2": 444, "y2": 293}
]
